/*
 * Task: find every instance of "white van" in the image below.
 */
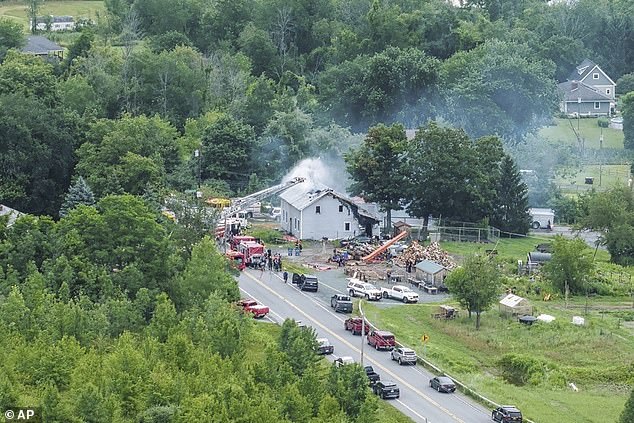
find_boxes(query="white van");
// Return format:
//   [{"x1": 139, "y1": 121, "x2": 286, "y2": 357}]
[{"x1": 529, "y1": 208, "x2": 555, "y2": 230}]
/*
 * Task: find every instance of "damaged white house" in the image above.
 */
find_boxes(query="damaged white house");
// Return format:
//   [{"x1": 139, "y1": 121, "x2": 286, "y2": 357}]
[{"x1": 279, "y1": 183, "x2": 380, "y2": 240}]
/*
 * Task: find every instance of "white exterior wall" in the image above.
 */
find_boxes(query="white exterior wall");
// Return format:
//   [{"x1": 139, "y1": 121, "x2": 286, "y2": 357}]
[{"x1": 281, "y1": 195, "x2": 365, "y2": 240}]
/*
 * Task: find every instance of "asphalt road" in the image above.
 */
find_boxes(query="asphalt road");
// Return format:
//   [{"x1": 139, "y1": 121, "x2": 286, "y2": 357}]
[{"x1": 238, "y1": 268, "x2": 493, "y2": 423}]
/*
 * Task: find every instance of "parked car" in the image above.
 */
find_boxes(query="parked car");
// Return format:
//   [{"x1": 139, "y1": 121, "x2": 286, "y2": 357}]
[
  {"x1": 364, "y1": 366, "x2": 381, "y2": 385},
  {"x1": 237, "y1": 299, "x2": 269, "y2": 319},
  {"x1": 334, "y1": 356, "x2": 355, "y2": 367},
  {"x1": 492, "y1": 406, "x2": 523, "y2": 422},
  {"x1": 372, "y1": 380, "x2": 400, "y2": 399},
  {"x1": 344, "y1": 317, "x2": 370, "y2": 335},
  {"x1": 429, "y1": 376, "x2": 456, "y2": 393},
  {"x1": 367, "y1": 330, "x2": 395, "y2": 350},
  {"x1": 292, "y1": 273, "x2": 319, "y2": 291},
  {"x1": 270, "y1": 207, "x2": 281, "y2": 220},
  {"x1": 381, "y1": 285, "x2": 419, "y2": 303},
  {"x1": 390, "y1": 347, "x2": 417, "y2": 365},
  {"x1": 347, "y1": 280, "x2": 382, "y2": 301},
  {"x1": 331, "y1": 294, "x2": 353, "y2": 313},
  {"x1": 316, "y1": 338, "x2": 334, "y2": 355}
]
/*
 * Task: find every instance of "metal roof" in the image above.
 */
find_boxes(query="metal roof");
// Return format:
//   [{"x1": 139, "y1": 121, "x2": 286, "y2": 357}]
[
  {"x1": 499, "y1": 293, "x2": 528, "y2": 308},
  {"x1": 279, "y1": 182, "x2": 379, "y2": 221},
  {"x1": 415, "y1": 260, "x2": 445, "y2": 274},
  {"x1": 527, "y1": 252, "x2": 552, "y2": 263},
  {"x1": 22, "y1": 35, "x2": 63, "y2": 54}
]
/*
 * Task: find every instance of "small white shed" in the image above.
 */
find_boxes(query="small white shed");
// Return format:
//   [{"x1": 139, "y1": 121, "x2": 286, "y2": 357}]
[{"x1": 499, "y1": 294, "x2": 532, "y2": 316}]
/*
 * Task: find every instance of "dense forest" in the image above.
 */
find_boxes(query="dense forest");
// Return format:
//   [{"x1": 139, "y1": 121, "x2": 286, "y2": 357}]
[{"x1": 1, "y1": 0, "x2": 634, "y2": 420}]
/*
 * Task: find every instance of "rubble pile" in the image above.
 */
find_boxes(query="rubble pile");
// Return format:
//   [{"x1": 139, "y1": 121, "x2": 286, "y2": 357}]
[{"x1": 395, "y1": 241, "x2": 456, "y2": 269}]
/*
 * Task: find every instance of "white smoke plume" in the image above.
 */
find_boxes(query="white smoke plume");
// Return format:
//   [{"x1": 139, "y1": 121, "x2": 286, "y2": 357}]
[{"x1": 282, "y1": 157, "x2": 350, "y2": 193}]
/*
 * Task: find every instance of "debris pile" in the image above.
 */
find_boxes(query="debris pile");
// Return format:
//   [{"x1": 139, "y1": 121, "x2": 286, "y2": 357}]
[{"x1": 395, "y1": 241, "x2": 456, "y2": 269}]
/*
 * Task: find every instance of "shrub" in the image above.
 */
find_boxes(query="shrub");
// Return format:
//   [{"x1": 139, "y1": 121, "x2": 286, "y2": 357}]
[
  {"x1": 498, "y1": 353, "x2": 553, "y2": 386},
  {"x1": 598, "y1": 117, "x2": 610, "y2": 128}
]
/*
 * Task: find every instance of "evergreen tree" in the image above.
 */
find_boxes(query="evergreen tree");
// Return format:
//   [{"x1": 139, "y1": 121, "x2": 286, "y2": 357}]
[
  {"x1": 59, "y1": 176, "x2": 95, "y2": 217},
  {"x1": 491, "y1": 154, "x2": 530, "y2": 234},
  {"x1": 621, "y1": 385, "x2": 634, "y2": 423}
]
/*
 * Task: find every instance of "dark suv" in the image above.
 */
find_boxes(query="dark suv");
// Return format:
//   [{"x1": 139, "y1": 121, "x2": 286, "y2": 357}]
[
  {"x1": 492, "y1": 406, "x2": 523, "y2": 422},
  {"x1": 331, "y1": 294, "x2": 353, "y2": 313},
  {"x1": 372, "y1": 380, "x2": 400, "y2": 399},
  {"x1": 293, "y1": 273, "x2": 318, "y2": 292}
]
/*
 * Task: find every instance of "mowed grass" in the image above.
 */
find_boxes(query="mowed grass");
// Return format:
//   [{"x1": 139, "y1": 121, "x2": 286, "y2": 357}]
[
  {"x1": 440, "y1": 236, "x2": 612, "y2": 265},
  {"x1": 538, "y1": 118, "x2": 624, "y2": 149},
  {"x1": 554, "y1": 164, "x2": 631, "y2": 191},
  {"x1": 362, "y1": 300, "x2": 634, "y2": 423},
  {"x1": 0, "y1": 1, "x2": 104, "y2": 30}
]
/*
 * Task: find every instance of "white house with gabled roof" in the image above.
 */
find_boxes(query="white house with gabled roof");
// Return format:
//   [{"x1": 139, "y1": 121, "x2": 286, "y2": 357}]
[{"x1": 279, "y1": 182, "x2": 380, "y2": 240}]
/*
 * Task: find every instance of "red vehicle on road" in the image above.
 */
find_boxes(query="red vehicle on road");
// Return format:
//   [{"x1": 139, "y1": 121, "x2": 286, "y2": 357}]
[
  {"x1": 367, "y1": 330, "x2": 395, "y2": 350},
  {"x1": 344, "y1": 317, "x2": 370, "y2": 335},
  {"x1": 230, "y1": 235, "x2": 256, "y2": 251},
  {"x1": 225, "y1": 251, "x2": 246, "y2": 271},
  {"x1": 238, "y1": 241, "x2": 265, "y2": 267},
  {"x1": 237, "y1": 299, "x2": 269, "y2": 318}
]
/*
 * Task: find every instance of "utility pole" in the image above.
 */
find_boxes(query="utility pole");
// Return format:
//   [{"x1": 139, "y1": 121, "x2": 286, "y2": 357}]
[
  {"x1": 360, "y1": 299, "x2": 366, "y2": 366},
  {"x1": 599, "y1": 128, "x2": 603, "y2": 186}
]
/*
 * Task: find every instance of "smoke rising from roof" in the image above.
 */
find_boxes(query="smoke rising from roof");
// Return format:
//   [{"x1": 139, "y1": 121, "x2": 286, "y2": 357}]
[{"x1": 282, "y1": 157, "x2": 350, "y2": 194}]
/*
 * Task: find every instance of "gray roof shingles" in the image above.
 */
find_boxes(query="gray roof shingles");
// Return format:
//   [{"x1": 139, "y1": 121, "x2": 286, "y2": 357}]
[{"x1": 22, "y1": 35, "x2": 63, "y2": 54}]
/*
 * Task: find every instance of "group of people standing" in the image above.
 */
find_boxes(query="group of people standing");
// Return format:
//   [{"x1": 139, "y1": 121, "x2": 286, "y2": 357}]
[{"x1": 259, "y1": 249, "x2": 283, "y2": 272}]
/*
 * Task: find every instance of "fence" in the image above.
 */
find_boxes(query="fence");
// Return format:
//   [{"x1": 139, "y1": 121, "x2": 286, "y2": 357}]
[{"x1": 431, "y1": 225, "x2": 500, "y2": 243}]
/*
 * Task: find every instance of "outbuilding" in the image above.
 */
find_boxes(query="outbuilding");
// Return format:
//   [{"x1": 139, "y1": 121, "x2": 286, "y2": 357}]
[
  {"x1": 499, "y1": 293, "x2": 532, "y2": 316},
  {"x1": 415, "y1": 260, "x2": 447, "y2": 288}
]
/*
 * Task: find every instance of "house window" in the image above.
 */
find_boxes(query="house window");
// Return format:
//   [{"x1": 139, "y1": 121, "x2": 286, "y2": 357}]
[
  {"x1": 593, "y1": 73, "x2": 599, "y2": 79},
  {"x1": 594, "y1": 102, "x2": 601, "y2": 110},
  {"x1": 344, "y1": 222, "x2": 351, "y2": 231},
  {"x1": 338, "y1": 205, "x2": 343, "y2": 213},
  {"x1": 315, "y1": 205, "x2": 321, "y2": 214},
  {"x1": 606, "y1": 88, "x2": 611, "y2": 95}
]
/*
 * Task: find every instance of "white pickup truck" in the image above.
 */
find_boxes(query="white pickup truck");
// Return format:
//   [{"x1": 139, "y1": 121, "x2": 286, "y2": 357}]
[{"x1": 380, "y1": 285, "x2": 419, "y2": 303}]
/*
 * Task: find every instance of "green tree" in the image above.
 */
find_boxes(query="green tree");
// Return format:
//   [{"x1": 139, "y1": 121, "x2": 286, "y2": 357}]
[
  {"x1": 0, "y1": 18, "x2": 25, "y2": 60},
  {"x1": 617, "y1": 73, "x2": 634, "y2": 96},
  {"x1": 279, "y1": 319, "x2": 318, "y2": 377},
  {"x1": 543, "y1": 236, "x2": 594, "y2": 297},
  {"x1": 200, "y1": 114, "x2": 256, "y2": 190},
  {"x1": 441, "y1": 39, "x2": 557, "y2": 143},
  {"x1": 622, "y1": 92, "x2": 634, "y2": 150},
  {"x1": 0, "y1": 50, "x2": 58, "y2": 105},
  {"x1": 444, "y1": 254, "x2": 501, "y2": 329},
  {"x1": 620, "y1": 384, "x2": 634, "y2": 423},
  {"x1": 345, "y1": 123, "x2": 407, "y2": 232},
  {"x1": 60, "y1": 177, "x2": 96, "y2": 217},
  {"x1": 327, "y1": 363, "x2": 373, "y2": 419},
  {"x1": 404, "y1": 122, "x2": 503, "y2": 225},
  {"x1": 61, "y1": 30, "x2": 94, "y2": 75},
  {"x1": 26, "y1": 0, "x2": 44, "y2": 34},
  {"x1": 171, "y1": 237, "x2": 239, "y2": 310},
  {"x1": 491, "y1": 154, "x2": 530, "y2": 234},
  {"x1": 76, "y1": 114, "x2": 181, "y2": 197}
]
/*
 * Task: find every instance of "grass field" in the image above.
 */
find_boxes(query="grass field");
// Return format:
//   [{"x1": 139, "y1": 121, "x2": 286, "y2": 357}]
[
  {"x1": 538, "y1": 118, "x2": 624, "y2": 150},
  {"x1": 0, "y1": 1, "x2": 104, "y2": 30},
  {"x1": 363, "y1": 299, "x2": 634, "y2": 423},
  {"x1": 554, "y1": 164, "x2": 631, "y2": 193},
  {"x1": 440, "y1": 236, "x2": 612, "y2": 265}
]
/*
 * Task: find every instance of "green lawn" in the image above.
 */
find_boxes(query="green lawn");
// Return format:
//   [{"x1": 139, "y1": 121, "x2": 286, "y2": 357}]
[
  {"x1": 440, "y1": 236, "x2": 612, "y2": 265},
  {"x1": 554, "y1": 164, "x2": 631, "y2": 193},
  {"x1": 363, "y1": 300, "x2": 634, "y2": 423},
  {"x1": 538, "y1": 118, "x2": 624, "y2": 149},
  {"x1": 0, "y1": 1, "x2": 104, "y2": 30}
]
